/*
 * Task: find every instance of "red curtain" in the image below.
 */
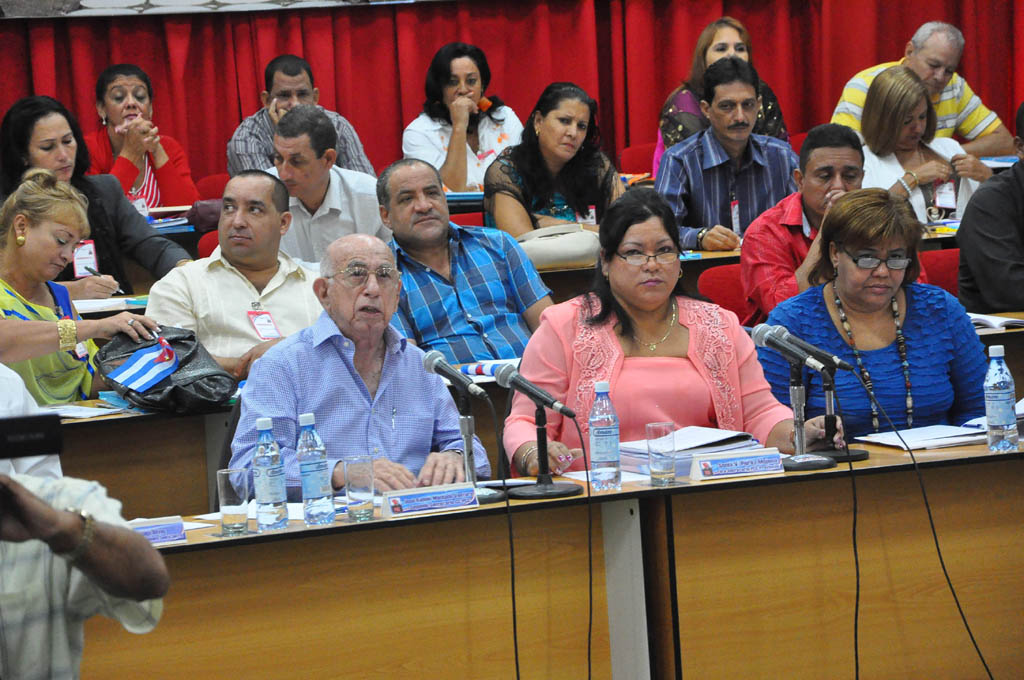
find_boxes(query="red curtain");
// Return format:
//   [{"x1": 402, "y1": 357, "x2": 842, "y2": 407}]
[{"x1": 1, "y1": 0, "x2": 1020, "y2": 181}]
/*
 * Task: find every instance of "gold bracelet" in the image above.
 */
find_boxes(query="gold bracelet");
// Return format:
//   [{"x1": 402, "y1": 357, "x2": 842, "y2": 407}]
[
  {"x1": 905, "y1": 169, "x2": 919, "y2": 187},
  {"x1": 57, "y1": 319, "x2": 78, "y2": 352},
  {"x1": 517, "y1": 445, "x2": 539, "y2": 476}
]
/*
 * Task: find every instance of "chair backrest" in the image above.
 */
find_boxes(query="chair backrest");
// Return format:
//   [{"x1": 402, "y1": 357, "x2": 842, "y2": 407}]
[
  {"x1": 789, "y1": 131, "x2": 808, "y2": 155},
  {"x1": 197, "y1": 230, "x2": 219, "y2": 258},
  {"x1": 918, "y1": 248, "x2": 959, "y2": 297},
  {"x1": 620, "y1": 142, "x2": 657, "y2": 174},
  {"x1": 696, "y1": 264, "x2": 747, "y2": 319},
  {"x1": 451, "y1": 211, "x2": 485, "y2": 227},
  {"x1": 196, "y1": 173, "x2": 231, "y2": 201}
]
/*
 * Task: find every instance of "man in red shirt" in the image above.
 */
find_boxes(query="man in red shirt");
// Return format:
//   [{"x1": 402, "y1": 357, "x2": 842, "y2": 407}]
[{"x1": 741, "y1": 124, "x2": 866, "y2": 325}]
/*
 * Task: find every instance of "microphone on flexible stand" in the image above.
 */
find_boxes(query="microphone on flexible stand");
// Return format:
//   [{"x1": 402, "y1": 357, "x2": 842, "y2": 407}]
[{"x1": 495, "y1": 364, "x2": 582, "y2": 499}]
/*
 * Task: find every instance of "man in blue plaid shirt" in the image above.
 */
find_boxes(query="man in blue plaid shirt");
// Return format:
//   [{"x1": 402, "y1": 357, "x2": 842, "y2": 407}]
[{"x1": 378, "y1": 159, "x2": 553, "y2": 364}]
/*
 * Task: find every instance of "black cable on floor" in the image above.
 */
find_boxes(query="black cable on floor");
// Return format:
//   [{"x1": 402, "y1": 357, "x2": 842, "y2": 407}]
[
  {"x1": 852, "y1": 373, "x2": 993, "y2": 679},
  {"x1": 569, "y1": 416, "x2": 594, "y2": 680}
]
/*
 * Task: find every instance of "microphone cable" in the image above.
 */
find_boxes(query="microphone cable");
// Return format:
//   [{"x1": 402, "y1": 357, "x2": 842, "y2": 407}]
[
  {"x1": 486, "y1": 390, "x2": 521, "y2": 680},
  {"x1": 569, "y1": 416, "x2": 595, "y2": 680},
  {"x1": 851, "y1": 373, "x2": 994, "y2": 680},
  {"x1": 831, "y1": 388, "x2": 860, "y2": 680}
]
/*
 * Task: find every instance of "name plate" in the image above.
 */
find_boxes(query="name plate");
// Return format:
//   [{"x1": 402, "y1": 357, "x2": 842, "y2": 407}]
[
  {"x1": 382, "y1": 482, "x2": 478, "y2": 519},
  {"x1": 689, "y1": 448, "x2": 784, "y2": 481},
  {"x1": 130, "y1": 516, "x2": 186, "y2": 545}
]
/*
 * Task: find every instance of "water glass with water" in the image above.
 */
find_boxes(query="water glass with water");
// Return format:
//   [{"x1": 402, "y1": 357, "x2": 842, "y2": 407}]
[
  {"x1": 345, "y1": 455, "x2": 375, "y2": 522},
  {"x1": 646, "y1": 422, "x2": 677, "y2": 487},
  {"x1": 216, "y1": 468, "x2": 249, "y2": 536}
]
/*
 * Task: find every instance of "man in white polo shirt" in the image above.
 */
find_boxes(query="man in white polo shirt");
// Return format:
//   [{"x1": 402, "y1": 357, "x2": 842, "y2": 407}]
[
  {"x1": 146, "y1": 171, "x2": 321, "y2": 379},
  {"x1": 270, "y1": 105, "x2": 389, "y2": 265}
]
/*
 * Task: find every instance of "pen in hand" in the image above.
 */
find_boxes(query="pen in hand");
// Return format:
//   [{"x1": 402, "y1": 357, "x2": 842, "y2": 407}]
[{"x1": 84, "y1": 267, "x2": 125, "y2": 295}]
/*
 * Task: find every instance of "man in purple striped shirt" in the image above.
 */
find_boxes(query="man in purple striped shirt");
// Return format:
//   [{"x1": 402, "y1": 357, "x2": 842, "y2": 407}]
[
  {"x1": 654, "y1": 57, "x2": 798, "y2": 251},
  {"x1": 230, "y1": 233, "x2": 487, "y2": 496}
]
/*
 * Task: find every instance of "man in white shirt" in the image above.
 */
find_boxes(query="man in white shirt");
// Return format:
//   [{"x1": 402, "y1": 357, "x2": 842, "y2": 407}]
[
  {"x1": 0, "y1": 471, "x2": 167, "y2": 679},
  {"x1": 0, "y1": 364, "x2": 60, "y2": 477},
  {"x1": 146, "y1": 171, "x2": 321, "y2": 379},
  {"x1": 270, "y1": 105, "x2": 389, "y2": 264}
]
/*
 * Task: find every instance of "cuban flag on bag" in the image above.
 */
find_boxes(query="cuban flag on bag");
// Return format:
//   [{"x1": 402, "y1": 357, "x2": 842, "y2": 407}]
[{"x1": 106, "y1": 337, "x2": 179, "y2": 392}]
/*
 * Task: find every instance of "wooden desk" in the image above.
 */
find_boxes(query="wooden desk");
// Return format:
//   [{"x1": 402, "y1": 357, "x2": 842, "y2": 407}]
[
  {"x1": 81, "y1": 495, "x2": 655, "y2": 680},
  {"x1": 61, "y1": 405, "x2": 231, "y2": 518},
  {"x1": 643, "y1": 446, "x2": 1024, "y2": 679}
]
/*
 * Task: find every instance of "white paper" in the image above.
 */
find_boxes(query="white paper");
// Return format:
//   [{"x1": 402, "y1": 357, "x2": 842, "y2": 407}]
[
  {"x1": 855, "y1": 424, "x2": 987, "y2": 449},
  {"x1": 73, "y1": 298, "x2": 131, "y2": 313},
  {"x1": 562, "y1": 470, "x2": 648, "y2": 483},
  {"x1": 620, "y1": 425, "x2": 753, "y2": 454},
  {"x1": 42, "y1": 404, "x2": 125, "y2": 418},
  {"x1": 963, "y1": 398, "x2": 1024, "y2": 428},
  {"x1": 967, "y1": 312, "x2": 1024, "y2": 330}
]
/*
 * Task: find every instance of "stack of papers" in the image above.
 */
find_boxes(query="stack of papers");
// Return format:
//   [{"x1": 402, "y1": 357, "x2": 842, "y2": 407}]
[
  {"x1": 962, "y1": 398, "x2": 1024, "y2": 428},
  {"x1": 42, "y1": 403, "x2": 125, "y2": 419},
  {"x1": 619, "y1": 426, "x2": 758, "y2": 474},
  {"x1": 967, "y1": 313, "x2": 1024, "y2": 330},
  {"x1": 74, "y1": 296, "x2": 147, "y2": 314},
  {"x1": 855, "y1": 424, "x2": 986, "y2": 449}
]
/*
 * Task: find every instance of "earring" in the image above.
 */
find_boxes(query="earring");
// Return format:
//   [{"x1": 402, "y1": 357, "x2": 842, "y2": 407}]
[
  {"x1": 101, "y1": 115, "x2": 107, "y2": 126},
  {"x1": 15, "y1": 234, "x2": 26, "y2": 247},
  {"x1": 678, "y1": 269, "x2": 684, "y2": 279}
]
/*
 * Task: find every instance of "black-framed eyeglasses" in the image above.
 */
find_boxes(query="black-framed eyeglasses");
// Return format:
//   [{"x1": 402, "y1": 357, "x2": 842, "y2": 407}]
[
  {"x1": 614, "y1": 250, "x2": 680, "y2": 267},
  {"x1": 325, "y1": 265, "x2": 399, "y2": 288},
  {"x1": 841, "y1": 247, "x2": 911, "y2": 271}
]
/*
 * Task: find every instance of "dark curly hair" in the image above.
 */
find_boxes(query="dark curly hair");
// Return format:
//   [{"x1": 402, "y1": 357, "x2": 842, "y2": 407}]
[
  {"x1": 422, "y1": 42, "x2": 506, "y2": 131},
  {"x1": 508, "y1": 81, "x2": 611, "y2": 222}
]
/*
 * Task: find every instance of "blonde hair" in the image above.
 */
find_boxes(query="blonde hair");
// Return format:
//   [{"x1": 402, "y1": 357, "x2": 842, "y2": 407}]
[
  {"x1": 0, "y1": 168, "x2": 89, "y2": 250},
  {"x1": 861, "y1": 66, "x2": 937, "y2": 156}
]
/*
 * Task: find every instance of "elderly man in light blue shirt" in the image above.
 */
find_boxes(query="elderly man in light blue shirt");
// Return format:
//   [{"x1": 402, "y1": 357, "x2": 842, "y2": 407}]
[{"x1": 230, "y1": 233, "x2": 487, "y2": 495}]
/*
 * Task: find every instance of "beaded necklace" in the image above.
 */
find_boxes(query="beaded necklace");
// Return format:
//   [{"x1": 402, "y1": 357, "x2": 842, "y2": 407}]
[{"x1": 832, "y1": 284, "x2": 913, "y2": 432}]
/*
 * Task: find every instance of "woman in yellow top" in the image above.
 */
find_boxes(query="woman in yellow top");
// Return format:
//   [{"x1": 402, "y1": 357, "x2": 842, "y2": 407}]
[{"x1": 0, "y1": 169, "x2": 160, "y2": 404}]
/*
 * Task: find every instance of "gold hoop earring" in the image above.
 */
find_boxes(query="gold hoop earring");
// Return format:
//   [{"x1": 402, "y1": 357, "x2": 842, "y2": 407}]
[{"x1": 15, "y1": 234, "x2": 26, "y2": 247}]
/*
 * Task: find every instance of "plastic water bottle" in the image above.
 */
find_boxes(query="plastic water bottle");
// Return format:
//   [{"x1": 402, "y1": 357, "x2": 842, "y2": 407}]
[
  {"x1": 297, "y1": 413, "x2": 335, "y2": 526},
  {"x1": 253, "y1": 417, "x2": 288, "y2": 532},
  {"x1": 984, "y1": 345, "x2": 1019, "y2": 452},
  {"x1": 588, "y1": 381, "x2": 621, "y2": 491}
]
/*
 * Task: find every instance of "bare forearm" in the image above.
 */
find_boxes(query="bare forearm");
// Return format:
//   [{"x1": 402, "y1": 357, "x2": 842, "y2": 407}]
[
  {"x1": 961, "y1": 129, "x2": 1015, "y2": 158},
  {"x1": 439, "y1": 127, "x2": 470, "y2": 192},
  {"x1": 47, "y1": 512, "x2": 169, "y2": 600}
]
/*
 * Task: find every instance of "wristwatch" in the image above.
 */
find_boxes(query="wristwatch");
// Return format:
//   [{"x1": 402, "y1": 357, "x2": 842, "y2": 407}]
[
  {"x1": 57, "y1": 508, "x2": 95, "y2": 564},
  {"x1": 695, "y1": 227, "x2": 710, "y2": 250}
]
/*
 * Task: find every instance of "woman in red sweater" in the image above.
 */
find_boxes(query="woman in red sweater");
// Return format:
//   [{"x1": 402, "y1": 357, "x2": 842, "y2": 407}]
[{"x1": 85, "y1": 64, "x2": 199, "y2": 212}]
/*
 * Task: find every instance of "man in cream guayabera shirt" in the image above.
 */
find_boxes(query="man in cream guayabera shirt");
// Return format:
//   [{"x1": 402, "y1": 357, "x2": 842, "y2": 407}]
[{"x1": 146, "y1": 171, "x2": 321, "y2": 379}]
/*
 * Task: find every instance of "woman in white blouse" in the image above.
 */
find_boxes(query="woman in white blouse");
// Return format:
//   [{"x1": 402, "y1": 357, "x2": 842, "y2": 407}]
[
  {"x1": 402, "y1": 42, "x2": 522, "y2": 192},
  {"x1": 860, "y1": 65, "x2": 991, "y2": 223}
]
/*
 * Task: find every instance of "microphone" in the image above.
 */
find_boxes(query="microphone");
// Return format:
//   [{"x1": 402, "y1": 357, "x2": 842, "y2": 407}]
[
  {"x1": 494, "y1": 363, "x2": 576, "y2": 418},
  {"x1": 763, "y1": 325, "x2": 854, "y2": 372},
  {"x1": 751, "y1": 324, "x2": 827, "y2": 373},
  {"x1": 422, "y1": 350, "x2": 487, "y2": 399}
]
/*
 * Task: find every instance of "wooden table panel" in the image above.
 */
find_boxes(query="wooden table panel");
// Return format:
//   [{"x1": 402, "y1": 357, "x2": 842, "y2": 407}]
[
  {"x1": 82, "y1": 505, "x2": 611, "y2": 679},
  {"x1": 664, "y1": 460, "x2": 1023, "y2": 679}
]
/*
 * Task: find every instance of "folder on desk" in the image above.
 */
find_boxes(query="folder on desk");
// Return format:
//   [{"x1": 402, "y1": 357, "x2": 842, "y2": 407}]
[{"x1": 619, "y1": 426, "x2": 757, "y2": 473}]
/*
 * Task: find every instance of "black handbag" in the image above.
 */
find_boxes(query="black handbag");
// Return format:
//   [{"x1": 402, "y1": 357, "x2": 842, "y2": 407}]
[{"x1": 96, "y1": 326, "x2": 237, "y2": 414}]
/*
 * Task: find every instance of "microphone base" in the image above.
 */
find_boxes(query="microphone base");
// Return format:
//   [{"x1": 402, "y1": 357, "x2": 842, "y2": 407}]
[
  {"x1": 475, "y1": 486, "x2": 508, "y2": 504},
  {"x1": 507, "y1": 479, "x2": 583, "y2": 500},
  {"x1": 820, "y1": 447, "x2": 870, "y2": 463}
]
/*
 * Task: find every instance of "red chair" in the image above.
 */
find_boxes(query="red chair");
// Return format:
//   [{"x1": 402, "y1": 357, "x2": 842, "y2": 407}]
[
  {"x1": 789, "y1": 131, "x2": 808, "y2": 155},
  {"x1": 197, "y1": 231, "x2": 219, "y2": 258},
  {"x1": 696, "y1": 264, "x2": 748, "y2": 319},
  {"x1": 620, "y1": 142, "x2": 657, "y2": 175},
  {"x1": 451, "y1": 211, "x2": 485, "y2": 227},
  {"x1": 196, "y1": 173, "x2": 230, "y2": 201},
  {"x1": 919, "y1": 248, "x2": 959, "y2": 297}
]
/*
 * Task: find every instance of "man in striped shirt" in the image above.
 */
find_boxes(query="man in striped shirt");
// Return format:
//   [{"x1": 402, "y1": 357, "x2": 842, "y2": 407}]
[
  {"x1": 654, "y1": 57, "x2": 798, "y2": 251},
  {"x1": 832, "y1": 22, "x2": 1014, "y2": 157}
]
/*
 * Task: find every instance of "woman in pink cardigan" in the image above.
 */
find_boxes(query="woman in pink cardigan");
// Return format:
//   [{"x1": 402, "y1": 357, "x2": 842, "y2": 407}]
[{"x1": 503, "y1": 188, "x2": 834, "y2": 476}]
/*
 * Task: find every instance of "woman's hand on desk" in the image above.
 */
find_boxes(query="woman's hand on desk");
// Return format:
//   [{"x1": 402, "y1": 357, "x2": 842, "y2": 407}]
[
  {"x1": 65, "y1": 275, "x2": 119, "y2": 300},
  {"x1": 78, "y1": 312, "x2": 159, "y2": 343},
  {"x1": 514, "y1": 440, "x2": 582, "y2": 476}
]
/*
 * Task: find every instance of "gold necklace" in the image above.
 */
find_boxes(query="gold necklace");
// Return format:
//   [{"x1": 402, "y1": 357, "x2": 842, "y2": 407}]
[{"x1": 634, "y1": 301, "x2": 677, "y2": 351}]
